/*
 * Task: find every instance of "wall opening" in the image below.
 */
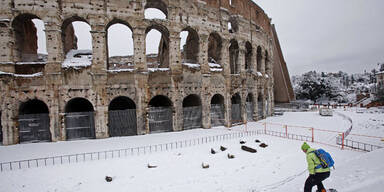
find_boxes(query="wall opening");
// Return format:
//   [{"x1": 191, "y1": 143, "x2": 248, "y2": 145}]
[
  {"x1": 12, "y1": 14, "x2": 47, "y2": 74},
  {"x1": 183, "y1": 94, "x2": 202, "y2": 130},
  {"x1": 229, "y1": 39, "x2": 239, "y2": 74},
  {"x1": 19, "y1": 99, "x2": 49, "y2": 115},
  {"x1": 208, "y1": 33, "x2": 222, "y2": 65},
  {"x1": 148, "y1": 95, "x2": 173, "y2": 133},
  {"x1": 265, "y1": 51, "x2": 270, "y2": 74},
  {"x1": 145, "y1": 25, "x2": 170, "y2": 68},
  {"x1": 145, "y1": 0, "x2": 168, "y2": 19},
  {"x1": 108, "y1": 96, "x2": 137, "y2": 137},
  {"x1": 64, "y1": 97, "x2": 95, "y2": 140},
  {"x1": 65, "y1": 98, "x2": 94, "y2": 113},
  {"x1": 246, "y1": 94, "x2": 254, "y2": 121},
  {"x1": 211, "y1": 94, "x2": 225, "y2": 126},
  {"x1": 258, "y1": 92, "x2": 264, "y2": 119},
  {"x1": 180, "y1": 27, "x2": 199, "y2": 64},
  {"x1": 245, "y1": 41, "x2": 253, "y2": 71},
  {"x1": 62, "y1": 17, "x2": 92, "y2": 68},
  {"x1": 231, "y1": 93, "x2": 242, "y2": 124},
  {"x1": 18, "y1": 99, "x2": 51, "y2": 143},
  {"x1": 257, "y1": 46, "x2": 262, "y2": 72},
  {"x1": 228, "y1": 17, "x2": 238, "y2": 33},
  {"x1": 106, "y1": 21, "x2": 134, "y2": 70}
]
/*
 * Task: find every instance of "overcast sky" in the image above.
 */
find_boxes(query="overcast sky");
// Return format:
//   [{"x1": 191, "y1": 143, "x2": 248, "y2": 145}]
[{"x1": 254, "y1": 0, "x2": 384, "y2": 75}]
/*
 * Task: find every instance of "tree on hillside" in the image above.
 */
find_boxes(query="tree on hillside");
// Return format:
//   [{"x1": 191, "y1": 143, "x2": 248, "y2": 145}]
[{"x1": 294, "y1": 73, "x2": 339, "y2": 102}]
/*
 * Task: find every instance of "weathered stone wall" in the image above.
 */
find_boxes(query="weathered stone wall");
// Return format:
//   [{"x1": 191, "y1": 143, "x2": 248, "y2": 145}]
[{"x1": 0, "y1": 0, "x2": 277, "y2": 145}]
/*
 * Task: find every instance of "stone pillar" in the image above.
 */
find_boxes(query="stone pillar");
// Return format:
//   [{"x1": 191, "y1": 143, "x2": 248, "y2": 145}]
[
  {"x1": 44, "y1": 18, "x2": 64, "y2": 74},
  {"x1": 90, "y1": 19, "x2": 108, "y2": 138},
  {"x1": 251, "y1": 44, "x2": 257, "y2": 72},
  {"x1": 169, "y1": 31, "x2": 183, "y2": 131},
  {"x1": 133, "y1": 27, "x2": 147, "y2": 72},
  {"x1": 0, "y1": 16, "x2": 14, "y2": 73},
  {"x1": 221, "y1": 39, "x2": 231, "y2": 127},
  {"x1": 199, "y1": 33, "x2": 210, "y2": 74},
  {"x1": 261, "y1": 50, "x2": 266, "y2": 75},
  {"x1": 241, "y1": 90, "x2": 247, "y2": 124}
]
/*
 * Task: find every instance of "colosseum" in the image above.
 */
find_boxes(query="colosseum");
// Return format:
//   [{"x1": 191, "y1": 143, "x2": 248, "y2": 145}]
[{"x1": 0, "y1": 0, "x2": 294, "y2": 145}]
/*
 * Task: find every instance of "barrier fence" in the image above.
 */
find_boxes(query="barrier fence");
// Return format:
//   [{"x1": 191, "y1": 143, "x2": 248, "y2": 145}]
[
  {"x1": 1, "y1": 114, "x2": 382, "y2": 172},
  {"x1": 0, "y1": 130, "x2": 265, "y2": 172}
]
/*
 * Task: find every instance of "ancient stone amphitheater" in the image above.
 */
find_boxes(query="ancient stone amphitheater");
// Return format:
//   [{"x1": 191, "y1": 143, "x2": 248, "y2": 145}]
[{"x1": 0, "y1": 0, "x2": 294, "y2": 145}]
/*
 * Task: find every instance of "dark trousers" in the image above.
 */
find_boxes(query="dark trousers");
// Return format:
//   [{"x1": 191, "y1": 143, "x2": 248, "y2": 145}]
[{"x1": 304, "y1": 172, "x2": 330, "y2": 192}]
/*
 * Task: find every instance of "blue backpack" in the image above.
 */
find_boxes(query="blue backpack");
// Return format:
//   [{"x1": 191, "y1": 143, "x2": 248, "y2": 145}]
[{"x1": 312, "y1": 149, "x2": 335, "y2": 169}]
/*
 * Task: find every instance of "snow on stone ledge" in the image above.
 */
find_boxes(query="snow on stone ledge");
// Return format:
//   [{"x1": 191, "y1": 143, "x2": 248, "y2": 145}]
[
  {"x1": 265, "y1": 74, "x2": 269, "y2": 78},
  {"x1": 210, "y1": 68, "x2": 223, "y2": 72},
  {"x1": 0, "y1": 71, "x2": 43, "y2": 78},
  {"x1": 107, "y1": 69, "x2": 136, "y2": 73},
  {"x1": 257, "y1": 72, "x2": 263, "y2": 76},
  {"x1": 182, "y1": 63, "x2": 200, "y2": 69},
  {"x1": 148, "y1": 68, "x2": 170, "y2": 72},
  {"x1": 209, "y1": 63, "x2": 222, "y2": 68},
  {"x1": 62, "y1": 49, "x2": 92, "y2": 69}
]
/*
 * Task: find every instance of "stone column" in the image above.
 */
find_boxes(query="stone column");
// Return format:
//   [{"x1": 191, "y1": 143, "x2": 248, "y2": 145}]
[
  {"x1": 169, "y1": 31, "x2": 183, "y2": 131},
  {"x1": 221, "y1": 39, "x2": 231, "y2": 127},
  {"x1": 0, "y1": 17, "x2": 14, "y2": 73},
  {"x1": 133, "y1": 27, "x2": 147, "y2": 72},
  {"x1": 90, "y1": 19, "x2": 108, "y2": 138},
  {"x1": 199, "y1": 33, "x2": 210, "y2": 74}
]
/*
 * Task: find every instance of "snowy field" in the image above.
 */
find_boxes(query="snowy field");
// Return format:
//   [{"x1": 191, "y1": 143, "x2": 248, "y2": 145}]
[{"x1": 0, "y1": 108, "x2": 383, "y2": 192}]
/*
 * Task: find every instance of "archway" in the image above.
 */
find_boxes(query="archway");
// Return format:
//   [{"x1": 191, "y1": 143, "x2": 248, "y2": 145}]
[
  {"x1": 231, "y1": 93, "x2": 242, "y2": 124},
  {"x1": 246, "y1": 94, "x2": 254, "y2": 121},
  {"x1": 64, "y1": 98, "x2": 95, "y2": 140},
  {"x1": 257, "y1": 46, "x2": 262, "y2": 73},
  {"x1": 148, "y1": 95, "x2": 173, "y2": 133},
  {"x1": 12, "y1": 14, "x2": 47, "y2": 74},
  {"x1": 210, "y1": 94, "x2": 225, "y2": 126},
  {"x1": 62, "y1": 17, "x2": 92, "y2": 68},
  {"x1": 229, "y1": 39, "x2": 239, "y2": 74},
  {"x1": 145, "y1": 25, "x2": 170, "y2": 68},
  {"x1": 18, "y1": 99, "x2": 51, "y2": 143},
  {"x1": 182, "y1": 94, "x2": 202, "y2": 130},
  {"x1": 208, "y1": 33, "x2": 222, "y2": 65},
  {"x1": 106, "y1": 21, "x2": 134, "y2": 70},
  {"x1": 258, "y1": 92, "x2": 264, "y2": 119},
  {"x1": 108, "y1": 96, "x2": 137, "y2": 137},
  {"x1": 180, "y1": 27, "x2": 199, "y2": 64},
  {"x1": 144, "y1": 0, "x2": 168, "y2": 19},
  {"x1": 245, "y1": 42, "x2": 253, "y2": 71}
]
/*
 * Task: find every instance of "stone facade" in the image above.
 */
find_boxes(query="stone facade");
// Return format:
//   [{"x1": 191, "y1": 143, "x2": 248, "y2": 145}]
[{"x1": 0, "y1": 0, "x2": 283, "y2": 145}]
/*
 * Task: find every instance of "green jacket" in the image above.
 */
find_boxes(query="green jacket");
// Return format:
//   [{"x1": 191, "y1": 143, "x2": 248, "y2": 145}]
[{"x1": 306, "y1": 148, "x2": 330, "y2": 174}]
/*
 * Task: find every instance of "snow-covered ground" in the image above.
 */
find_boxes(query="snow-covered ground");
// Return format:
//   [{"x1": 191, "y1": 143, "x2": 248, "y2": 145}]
[{"x1": 0, "y1": 108, "x2": 383, "y2": 192}]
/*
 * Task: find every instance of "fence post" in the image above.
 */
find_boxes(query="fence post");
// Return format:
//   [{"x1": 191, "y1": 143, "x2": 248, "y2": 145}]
[
  {"x1": 311, "y1": 128, "x2": 314, "y2": 142},
  {"x1": 284, "y1": 125, "x2": 288, "y2": 138},
  {"x1": 264, "y1": 122, "x2": 267, "y2": 134},
  {"x1": 342, "y1": 133, "x2": 345, "y2": 150}
]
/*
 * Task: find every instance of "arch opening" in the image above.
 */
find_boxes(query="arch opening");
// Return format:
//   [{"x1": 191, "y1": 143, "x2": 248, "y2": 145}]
[
  {"x1": 208, "y1": 33, "x2": 222, "y2": 66},
  {"x1": 257, "y1": 46, "x2": 262, "y2": 72},
  {"x1": 12, "y1": 14, "x2": 47, "y2": 74},
  {"x1": 210, "y1": 94, "x2": 225, "y2": 126},
  {"x1": 183, "y1": 94, "x2": 202, "y2": 130},
  {"x1": 146, "y1": 26, "x2": 170, "y2": 68},
  {"x1": 180, "y1": 28, "x2": 199, "y2": 64},
  {"x1": 107, "y1": 22, "x2": 134, "y2": 70},
  {"x1": 246, "y1": 94, "x2": 254, "y2": 121},
  {"x1": 145, "y1": 0, "x2": 168, "y2": 19},
  {"x1": 62, "y1": 17, "x2": 92, "y2": 68},
  {"x1": 229, "y1": 39, "x2": 239, "y2": 74},
  {"x1": 148, "y1": 95, "x2": 173, "y2": 133},
  {"x1": 18, "y1": 99, "x2": 51, "y2": 143},
  {"x1": 245, "y1": 42, "x2": 253, "y2": 71},
  {"x1": 231, "y1": 93, "x2": 242, "y2": 124},
  {"x1": 64, "y1": 97, "x2": 95, "y2": 140},
  {"x1": 108, "y1": 96, "x2": 137, "y2": 137}
]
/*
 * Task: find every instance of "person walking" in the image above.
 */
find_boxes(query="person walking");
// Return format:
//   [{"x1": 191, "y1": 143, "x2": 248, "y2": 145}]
[{"x1": 301, "y1": 142, "x2": 331, "y2": 192}]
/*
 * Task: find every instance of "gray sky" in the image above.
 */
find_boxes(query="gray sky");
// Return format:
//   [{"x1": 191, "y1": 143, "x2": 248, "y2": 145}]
[{"x1": 254, "y1": 0, "x2": 384, "y2": 75}]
